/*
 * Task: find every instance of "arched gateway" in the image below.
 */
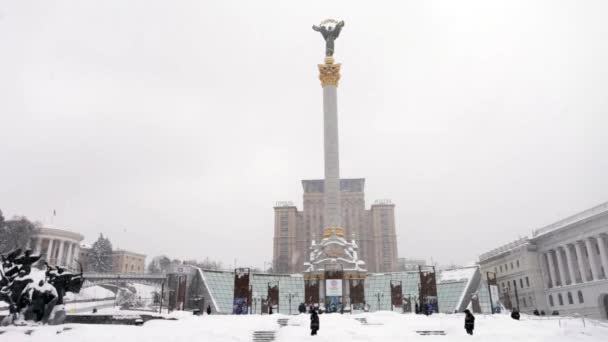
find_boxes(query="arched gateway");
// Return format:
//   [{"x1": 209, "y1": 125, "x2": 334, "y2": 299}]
[{"x1": 303, "y1": 227, "x2": 367, "y2": 312}]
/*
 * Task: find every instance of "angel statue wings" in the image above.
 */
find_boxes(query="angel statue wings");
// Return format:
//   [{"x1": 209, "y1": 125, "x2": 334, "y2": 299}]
[{"x1": 312, "y1": 20, "x2": 345, "y2": 57}]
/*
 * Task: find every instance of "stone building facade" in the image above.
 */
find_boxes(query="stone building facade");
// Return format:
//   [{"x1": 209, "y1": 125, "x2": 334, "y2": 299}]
[
  {"x1": 479, "y1": 238, "x2": 547, "y2": 312},
  {"x1": 273, "y1": 178, "x2": 399, "y2": 274},
  {"x1": 79, "y1": 245, "x2": 146, "y2": 274},
  {"x1": 479, "y1": 201, "x2": 608, "y2": 320},
  {"x1": 111, "y1": 249, "x2": 147, "y2": 274}
]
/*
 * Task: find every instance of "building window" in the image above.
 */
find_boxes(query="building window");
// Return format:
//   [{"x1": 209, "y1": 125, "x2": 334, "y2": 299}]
[
  {"x1": 516, "y1": 260, "x2": 520, "y2": 268},
  {"x1": 567, "y1": 292, "x2": 573, "y2": 305},
  {"x1": 510, "y1": 262, "x2": 514, "y2": 269},
  {"x1": 507, "y1": 282, "x2": 511, "y2": 289},
  {"x1": 513, "y1": 280, "x2": 517, "y2": 289},
  {"x1": 558, "y1": 293, "x2": 564, "y2": 306},
  {"x1": 578, "y1": 291, "x2": 584, "y2": 303},
  {"x1": 525, "y1": 277, "x2": 530, "y2": 287},
  {"x1": 500, "y1": 265, "x2": 503, "y2": 272},
  {"x1": 494, "y1": 267, "x2": 497, "y2": 274},
  {"x1": 522, "y1": 297, "x2": 527, "y2": 307},
  {"x1": 548, "y1": 294, "x2": 554, "y2": 307},
  {"x1": 520, "y1": 279, "x2": 524, "y2": 289}
]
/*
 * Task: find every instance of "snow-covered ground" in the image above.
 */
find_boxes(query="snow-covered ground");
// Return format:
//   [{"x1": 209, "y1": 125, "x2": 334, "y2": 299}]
[
  {"x1": 2, "y1": 311, "x2": 608, "y2": 342},
  {"x1": 64, "y1": 286, "x2": 115, "y2": 302}
]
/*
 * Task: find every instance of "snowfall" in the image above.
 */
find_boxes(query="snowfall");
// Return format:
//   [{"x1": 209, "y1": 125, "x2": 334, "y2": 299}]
[{"x1": 2, "y1": 311, "x2": 608, "y2": 342}]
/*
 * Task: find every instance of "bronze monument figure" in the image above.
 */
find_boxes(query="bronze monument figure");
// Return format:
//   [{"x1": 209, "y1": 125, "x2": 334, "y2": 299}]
[{"x1": 313, "y1": 19, "x2": 345, "y2": 57}]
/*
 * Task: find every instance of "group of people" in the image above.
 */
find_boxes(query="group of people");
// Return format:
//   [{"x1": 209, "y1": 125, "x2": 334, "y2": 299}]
[
  {"x1": 0, "y1": 248, "x2": 83, "y2": 325},
  {"x1": 415, "y1": 302, "x2": 437, "y2": 315}
]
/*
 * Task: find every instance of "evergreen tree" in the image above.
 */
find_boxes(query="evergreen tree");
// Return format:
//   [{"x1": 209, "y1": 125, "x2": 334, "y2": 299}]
[{"x1": 89, "y1": 233, "x2": 113, "y2": 272}]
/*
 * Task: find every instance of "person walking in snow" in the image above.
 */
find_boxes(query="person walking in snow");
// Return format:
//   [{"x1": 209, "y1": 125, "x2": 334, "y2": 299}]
[
  {"x1": 206, "y1": 304, "x2": 212, "y2": 315},
  {"x1": 298, "y1": 302, "x2": 306, "y2": 314},
  {"x1": 310, "y1": 308, "x2": 320, "y2": 336},
  {"x1": 511, "y1": 308, "x2": 520, "y2": 320},
  {"x1": 464, "y1": 309, "x2": 475, "y2": 335}
]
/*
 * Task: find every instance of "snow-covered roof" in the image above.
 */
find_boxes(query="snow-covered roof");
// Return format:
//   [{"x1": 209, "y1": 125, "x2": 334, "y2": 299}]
[
  {"x1": 438, "y1": 267, "x2": 477, "y2": 283},
  {"x1": 532, "y1": 201, "x2": 608, "y2": 238}
]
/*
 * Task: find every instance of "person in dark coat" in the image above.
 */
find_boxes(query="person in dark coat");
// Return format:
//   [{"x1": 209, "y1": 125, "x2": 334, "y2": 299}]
[
  {"x1": 511, "y1": 308, "x2": 520, "y2": 320},
  {"x1": 206, "y1": 305, "x2": 212, "y2": 315},
  {"x1": 298, "y1": 302, "x2": 307, "y2": 314},
  {"x1": 533, "y1": 309, "x2": 540, "y2": 316},
  {"x1": 464, "y1": 309, "x2": 475, "y2": 335},
  {"x1": 310, "y1": 309, "x2": 320, "y2": 336}
]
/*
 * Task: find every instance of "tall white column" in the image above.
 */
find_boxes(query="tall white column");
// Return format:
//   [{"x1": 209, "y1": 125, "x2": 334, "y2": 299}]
[
  {"x1": 546, "y1": 251, "x2": 557, "y2": 288},
  {"x1": 597, "y1": 234, "x2": 608, "y2": 279},
  {"x1": 35, "y1": 238, "x2": 43, "y2": 255},
  {"x1": 56, "y1": 239, "x2": 65, "y2": 266},
  {"x1": 319, "y1": 57, "x2": 342, "y2": 229},
  {"x1": 585, "y1": 238, "x2": 600, "y2": 281},
  {"x1": 564, "y1": 244, "x2": 577, "y2": 284},
  {"x1": 555, "y1": 247, "x2": 567, "y2": 287},
  {"x1": 65, "y1": 242, "x2": 74, "y2": 269},
  {"x1": 574, "y1": 241, "x2": 588, "y2": 282},
  {"x1": 46, "y1": 239, "x2": 54, "y2": 264}
]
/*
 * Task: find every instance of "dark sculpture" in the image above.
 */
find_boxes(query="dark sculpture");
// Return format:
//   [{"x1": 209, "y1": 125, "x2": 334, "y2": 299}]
[
  {"x1": 0, "y1": 248, "x2": 84, "y2": 326},
  {"x1": 312, "y1": 20, "x2": 345, "y2": 57}
]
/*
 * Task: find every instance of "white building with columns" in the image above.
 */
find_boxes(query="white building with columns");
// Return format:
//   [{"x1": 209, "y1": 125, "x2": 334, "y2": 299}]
[
  {"x1": 28, "y1": 226, "x2": 84, "y2": 271},
  {"x1": 533, "y1": 202, "x2": 608, "y2": 319},
  {"x1": 480, "y1": 201, "x2": 608, "y2": 320}
]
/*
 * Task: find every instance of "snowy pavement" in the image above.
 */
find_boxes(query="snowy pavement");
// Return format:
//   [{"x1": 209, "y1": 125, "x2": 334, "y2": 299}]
[{"x1": 2, "y1": 311, "x2": 607, "y2": 342}]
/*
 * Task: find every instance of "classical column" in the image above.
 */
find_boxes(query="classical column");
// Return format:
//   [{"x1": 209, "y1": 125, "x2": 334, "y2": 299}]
[
  {"x1": 57, "y1": 240, "x2": 65, "y2": 266},
  {"x1": 546, "y1": 250, "x2": 557, "y2": 288},
  {"x1": 585, "y1": 237, "x2": 600, "y2": 281},
  {"x1": 564, "y1": 244, "x2": 577, "y2": 284},
  {"x1": 574, "y1": 241, "x2": 589, "y2": 282},
  {"x1": 318, "y1": 56, "x2": 342, "y2": 229},
  {"x1": 597, "y1": 234, "x2": 608, "y2": 279},
  {"x1": 65, "y1": 242, "x2": 74, "y2": 269},
  {"x1": 73, "y1": 244, "x2": 81, "y2": 263},
  {"x1": 46, "y1": 239, "x2": 54, "y2": 263},
  {"x1": 555, "y1": 247, "x2": 567, "y2": 287},
  {"x1": 35, "y1": 238, "x2": 43, "y2": 255}
]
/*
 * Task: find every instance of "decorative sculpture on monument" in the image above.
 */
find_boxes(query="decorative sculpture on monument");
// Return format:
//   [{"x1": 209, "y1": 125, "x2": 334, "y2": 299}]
[
  {"x1": 312, "y1": 19, "x2": 345, "y2": 57},
  {"x1": 0, "y1": 248, "x2": 84, "y2": 326}
]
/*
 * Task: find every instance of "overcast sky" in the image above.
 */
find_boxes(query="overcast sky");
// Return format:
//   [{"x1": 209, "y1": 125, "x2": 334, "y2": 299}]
[{"x1": 1, "y1": 0, "x2": 607, "y2": 269}]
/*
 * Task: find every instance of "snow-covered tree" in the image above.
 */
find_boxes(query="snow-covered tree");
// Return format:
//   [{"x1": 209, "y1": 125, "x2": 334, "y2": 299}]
[
  {"x1": 147, "y1": 255, "x2": 172, "y2": 274},
  {"x1": 89, "y1": 233, "x2": 113, "y2": 272},
  {"x1": 0, "y1": 214, "x2": 36, "y2": 254}
]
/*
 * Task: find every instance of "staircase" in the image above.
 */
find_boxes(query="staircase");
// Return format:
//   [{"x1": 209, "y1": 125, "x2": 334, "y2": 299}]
[
  {"x1": 252, "y1": 331, "x2": 276, "y2": 342},
  {"x1": 277, "y1": 318, "x2": 289, "y2": 327},
  {"x1": 416, "y1": 330, "x2": 446, "y2": 336},
  {"x1": 354, "y1": 317, "x2": 368, "y2": 325}
]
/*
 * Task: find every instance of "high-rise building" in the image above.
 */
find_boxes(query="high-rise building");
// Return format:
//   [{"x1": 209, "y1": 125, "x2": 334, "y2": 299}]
[{"x1": 273, "y1": 179, "x2": 399, "y2": 274}]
